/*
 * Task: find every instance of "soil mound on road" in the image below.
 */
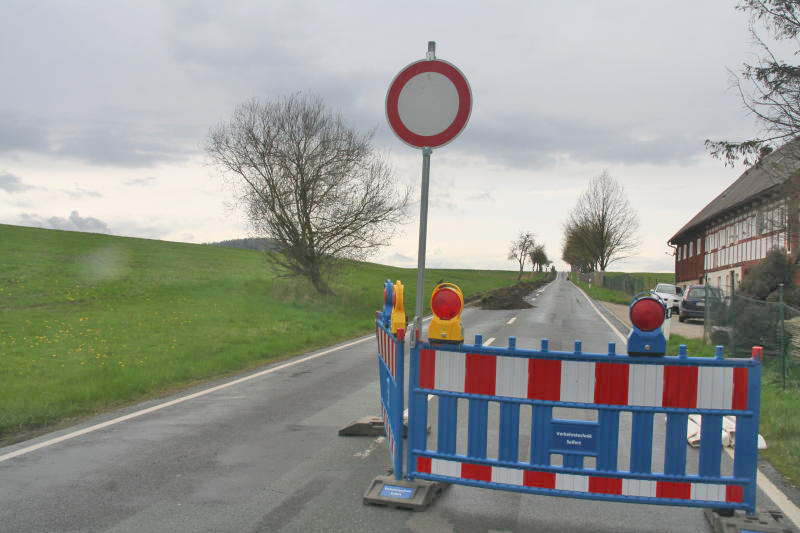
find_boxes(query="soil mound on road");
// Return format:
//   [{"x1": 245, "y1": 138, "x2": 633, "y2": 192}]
[{"x1": 478, "y1": 277, "x2": 551, "y2": 310}]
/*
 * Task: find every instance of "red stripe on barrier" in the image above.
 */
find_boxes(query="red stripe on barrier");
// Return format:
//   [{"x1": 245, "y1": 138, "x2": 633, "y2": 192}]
[
  {"x1": 732, "y1": 367, "x2": 749, "y2": 411},
  {"x1": 528, "y1": 358, "x2": 562, "y2": 400},
  {"x1": 594, "y1": 363, "x2": 630, "y2": 405},
  {"x1": 725, "y1": 484, "x2": 744, "y2": 503},
  {"x1": 589, "y1": 476, "x2": 623, "y2": 495},
  {"x1": 656, "y1": 481, "x2": 691, "y2": 499},
  {"x1": 461, "y1": 462, "x2": 492, "y2": 482},
  {"x1": 420, "y1": 349, "x2": 436, "y2": 389},
  {"x1": 417, "y1": 457, "x2": 432, "y2": 474},
  {"x1": 662, "y1": 366, "x2": 698, "y2": 408},
  {"x1": 523, "y1": 469, "x2": 556, "y2": 489},
  {"x1": 465, "y1": 353, "x2": 497, "y2": 395}
]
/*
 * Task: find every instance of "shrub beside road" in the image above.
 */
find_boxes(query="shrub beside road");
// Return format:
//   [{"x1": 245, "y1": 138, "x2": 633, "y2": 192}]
[{"x1": 0, "y1": 224, "x2": 521, "y2": 444}]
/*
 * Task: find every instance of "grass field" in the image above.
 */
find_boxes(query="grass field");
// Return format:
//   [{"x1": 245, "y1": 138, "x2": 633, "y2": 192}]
[{"x1": 0, "y1": 223, "x2": 524, "y2": 443}]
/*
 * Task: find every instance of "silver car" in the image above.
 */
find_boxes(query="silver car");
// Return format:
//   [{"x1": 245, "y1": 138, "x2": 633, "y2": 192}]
[{"x1": 652, "y1": 283, "x2": 683, "y2": 314}]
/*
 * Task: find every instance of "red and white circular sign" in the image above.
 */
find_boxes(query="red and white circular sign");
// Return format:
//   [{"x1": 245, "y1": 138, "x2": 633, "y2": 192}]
[{"x1": 386, "y1": 59, "x2": 472, "y2": 149}]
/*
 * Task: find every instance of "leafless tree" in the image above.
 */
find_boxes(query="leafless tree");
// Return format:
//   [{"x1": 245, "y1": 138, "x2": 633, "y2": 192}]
[
  {"x1": 508, "y1": 231, "x2": 536, "y2": 281},
  {"x1": 563, "y1": 171, "x2": 640, "y2": 271},
  {"x1": 206, "y1": 95, "x2": 410, "y2": 294}
]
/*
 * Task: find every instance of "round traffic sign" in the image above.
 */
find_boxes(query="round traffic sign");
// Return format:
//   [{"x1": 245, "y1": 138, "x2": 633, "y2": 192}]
[{"x1": 386, "y1": 59, "x2": 472, "y2": 149}]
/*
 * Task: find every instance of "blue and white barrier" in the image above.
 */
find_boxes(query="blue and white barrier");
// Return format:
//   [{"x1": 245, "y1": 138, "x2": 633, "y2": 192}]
[
  {"x1": 375, "y1": 317, "x2": 404, "y2": 480},
  {"x1": 403, "y1": 337, "x2": 762, "y2": 514}
]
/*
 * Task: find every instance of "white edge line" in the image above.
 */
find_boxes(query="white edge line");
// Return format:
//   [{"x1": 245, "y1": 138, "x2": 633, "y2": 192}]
[
  {"x1": 574, "y1": 283, "x2": 628, "y2": 344},
  {"x1": 578, "y1": 281, "x2": 799, "y2": 526},
  {"x1": 507, "y1": 317, "x2": 517, "y2": 325},
  {"x1": 724, "y1": 448, "x2": 800, "y2": 528},
  {"x1": 484, "y1": 337, "x2": 496, "y2": 346},
  {"x1": 0, "y1": 334, "x2": 374, "y2": 464}
]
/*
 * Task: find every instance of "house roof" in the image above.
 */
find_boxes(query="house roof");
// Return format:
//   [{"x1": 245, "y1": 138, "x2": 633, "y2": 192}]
[{"x1": 669, "y1": 140, "x2": 800, "y2": 243}]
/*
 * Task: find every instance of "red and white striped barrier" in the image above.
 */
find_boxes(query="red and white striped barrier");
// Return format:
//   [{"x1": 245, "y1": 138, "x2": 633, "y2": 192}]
[{"x1": 418, "y1": 349, "x2": 749, "y2": 410}]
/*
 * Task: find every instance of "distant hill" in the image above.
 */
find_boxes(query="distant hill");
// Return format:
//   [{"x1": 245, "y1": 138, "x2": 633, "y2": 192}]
[{"x1": 206, "y1": 237, "x2": 279, "y2": 251}]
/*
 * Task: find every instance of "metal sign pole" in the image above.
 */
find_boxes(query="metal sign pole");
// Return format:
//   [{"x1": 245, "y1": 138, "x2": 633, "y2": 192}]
[
  {"x1": 413, "y1": 41, "x2": 437, "y2": 338},
  {"x1": 415, "y1": 147, "x2": 432, "y2": 328}
]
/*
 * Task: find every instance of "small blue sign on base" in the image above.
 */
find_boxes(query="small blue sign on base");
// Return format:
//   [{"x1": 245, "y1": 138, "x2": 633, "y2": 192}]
[
  {"x1": 379, "y1": 484, "x2": 415, "y2": 499},
  {"x1": 551, "y1": 420, "x2": 598, "y2": 454}
]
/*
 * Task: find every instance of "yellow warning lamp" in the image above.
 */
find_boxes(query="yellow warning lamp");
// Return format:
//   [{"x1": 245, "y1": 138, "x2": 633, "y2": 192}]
[
  {"x1": 428, "y1": 282, "x2": 464, "y2": 344},
  {"x1": 390, "y1": 280, "x2": 406, "y2": 335}
]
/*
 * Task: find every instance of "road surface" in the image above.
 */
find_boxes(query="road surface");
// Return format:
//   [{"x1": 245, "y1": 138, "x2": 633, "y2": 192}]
[{"x1": 0, "y1": 272, "x2": 782, "y2": 532}]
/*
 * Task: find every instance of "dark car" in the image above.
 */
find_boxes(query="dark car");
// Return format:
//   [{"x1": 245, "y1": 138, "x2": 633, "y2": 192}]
[{"x1": 678, "y1": 285, "x2": 724, "y2": 322}]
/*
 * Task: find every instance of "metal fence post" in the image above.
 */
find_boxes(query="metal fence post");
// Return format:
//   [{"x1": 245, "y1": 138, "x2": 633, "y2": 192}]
[
  {"x1": 730, "y1": 278, "x2": 736, "y2": 357},
  {"x1": 780, "y1": 283, "x2": 786, "y2": 390}
]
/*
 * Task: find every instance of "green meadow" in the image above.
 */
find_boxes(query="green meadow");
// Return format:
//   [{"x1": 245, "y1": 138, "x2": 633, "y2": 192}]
[{"x1": 0, "y1": 223, "x2": 521, "y2": 443}]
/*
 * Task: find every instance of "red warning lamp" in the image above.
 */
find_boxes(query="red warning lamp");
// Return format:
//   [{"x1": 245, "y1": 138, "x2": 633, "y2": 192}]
[
  {"x1": 428, "y1": 283, "x2": 464, "y2": 343},
  {"x1": 627, "y1": 294, "x2": 667, "y2": 356},
  {"x1": 431, "y1": 287, "x2": 461, "y2": 320},
  {"x1": 629, "y1": 298, "x2": 665, "y2": 331}
]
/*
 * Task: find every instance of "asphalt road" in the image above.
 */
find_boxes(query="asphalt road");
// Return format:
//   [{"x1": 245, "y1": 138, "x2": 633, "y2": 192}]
[{"x1": 0, "y1": 272, "x2": 781, "y2": 532}]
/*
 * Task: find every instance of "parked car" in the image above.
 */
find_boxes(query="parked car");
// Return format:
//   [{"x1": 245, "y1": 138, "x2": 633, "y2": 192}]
[
  {"x1": 679, "y1": 285, "x2": 724, "y2": 322},
  {"x1": 652, "y1": 283, "x2": 683, "y2": 314}
]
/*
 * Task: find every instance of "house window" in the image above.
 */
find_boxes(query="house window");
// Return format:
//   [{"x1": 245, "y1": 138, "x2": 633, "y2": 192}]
[
  {"x1": 689, "y1": 241, "x2": 694, "y2": 257},
  {"x1": 696, "y1": 238, "x2": 701, "y2": 254}
]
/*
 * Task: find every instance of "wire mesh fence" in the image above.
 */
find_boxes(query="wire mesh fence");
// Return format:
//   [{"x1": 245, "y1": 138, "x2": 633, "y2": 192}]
[
  {"x1": 704, "y1": 284, "x2": 799, "y2": 390},
  {"x1": 601, "y1": 273, "x2": 648, "y2": 295}
]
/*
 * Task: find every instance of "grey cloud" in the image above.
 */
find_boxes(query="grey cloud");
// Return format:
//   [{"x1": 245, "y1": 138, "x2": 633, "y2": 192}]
[
  {"x1": 53, "y1": 124, "x2": 192, "y2": 168},
  {"x1": 19, "y1": 211, "x2": 110, "y2": 234},
  {"x1": 112, "y1": 220, "x2": 170, "y2": 240},
  {"x1": 466, "y1": 191, "x2": 495, "y2": 202},
  {"x1": 124, "y1": 176, "x2": 157, "y2": 187},
  {"x1": 63, "y1": 187, "x2": 102, "y2": 198},
  {"x1": 0, "y1": 112, "x2": 50, "y2": 154},
  {"x1": 454, "y1": 113, "x2": 706, "y2": 169},
  {"x1": 0, "y1": 172, "x2": 33, "y2": 193},
  {"x1": 387, "y1": 252, "x2": 415, "y2": 264},
  {"x1": 0, "y1": 110, "x2": 196, "y2": 168}
]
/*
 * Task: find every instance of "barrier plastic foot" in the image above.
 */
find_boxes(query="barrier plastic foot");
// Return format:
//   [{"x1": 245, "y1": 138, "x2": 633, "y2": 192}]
[
  {"x1": 363, "y1": 475, "x2": 448, "y2": 510},
  {"x1": 704, "y1": 508, "x2": 797, "y2": 532}
]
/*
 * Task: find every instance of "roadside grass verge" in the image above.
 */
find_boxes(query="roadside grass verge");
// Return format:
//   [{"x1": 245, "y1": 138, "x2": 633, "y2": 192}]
[
  {"x1": 569, "y1": 273, "x2": 631, "y2": 305},
  {"x1": 0, "y1": 224, "x2": 520, "y2": 443},
  {"x1": 666, "y1": 334, "x2": 715, "y2": 357},
  {"x1": 760, "y1": 359, "x2": 800, "y2": 486},
  {"x1": 603, "y1": 271, "x2": 675, "y2": 288}
]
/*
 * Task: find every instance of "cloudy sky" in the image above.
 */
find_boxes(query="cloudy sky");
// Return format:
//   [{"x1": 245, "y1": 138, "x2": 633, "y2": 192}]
[{"x1": 0, "y1": 1, "x2": 777, "y2": 272}]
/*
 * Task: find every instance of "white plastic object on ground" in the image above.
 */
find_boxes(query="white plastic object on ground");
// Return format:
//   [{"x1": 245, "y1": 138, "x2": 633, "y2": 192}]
[{"x1": 686, "y1": 414, "x2": 766, "y2": 450}]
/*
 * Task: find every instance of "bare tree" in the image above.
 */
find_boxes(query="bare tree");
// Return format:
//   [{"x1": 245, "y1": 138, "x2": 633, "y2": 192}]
[
  {"x1": 706, "y1": 1, "x2": 800, "y2": 166},
  {"x1": 508, "y1": 231, "x2": 536, "y2": 281},
  {"x1": 563, "y1": 171, "x2": 640, "y2": 271},
  {"x1": 206, "y1": 95, "x2": 410, "y2": 294}
]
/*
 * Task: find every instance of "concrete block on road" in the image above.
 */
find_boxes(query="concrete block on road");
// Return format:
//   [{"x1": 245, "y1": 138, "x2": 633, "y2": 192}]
[{"x1": 338, "y1": 416, "x2": 385, "y2": 437}]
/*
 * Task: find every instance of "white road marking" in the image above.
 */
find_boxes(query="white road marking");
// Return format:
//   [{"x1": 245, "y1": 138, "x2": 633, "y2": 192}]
[
  {"x1": 576, "y1": 278, "x2": 799, "y2": 526},
  {"x1": 0, "y1": 334, "x2": 375, "y2": 464},
  {"x1": 484, "y1": 337, "x2": 496, "y2": 346},
  {"x1": 507, "y1": 317, "x2": 517, "y2": 325},
  {"x1": 574, "y1": 284, "x2": 628, "y2": 344}
]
